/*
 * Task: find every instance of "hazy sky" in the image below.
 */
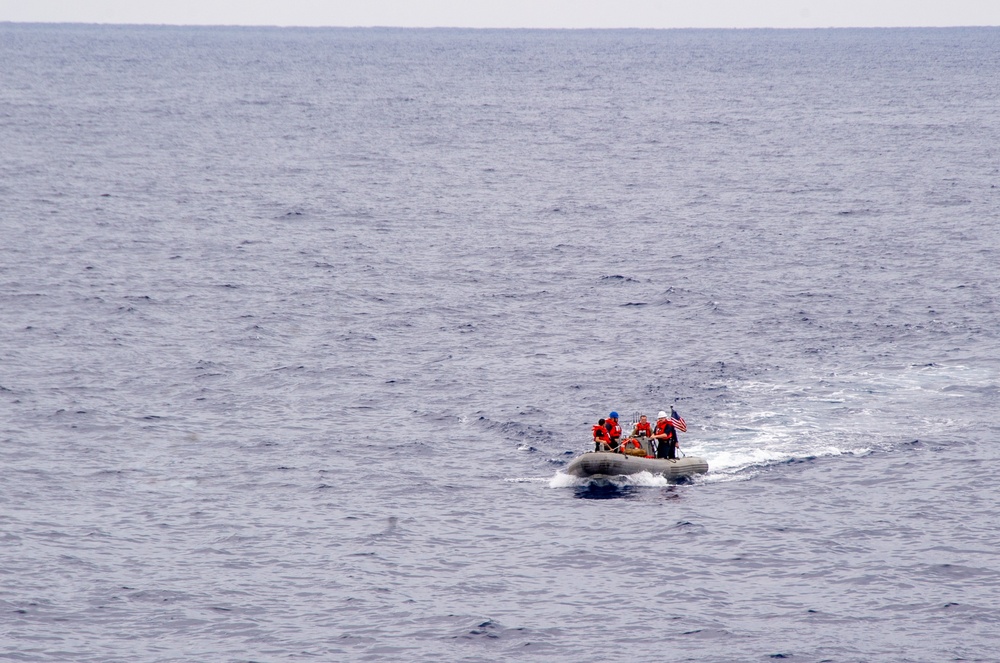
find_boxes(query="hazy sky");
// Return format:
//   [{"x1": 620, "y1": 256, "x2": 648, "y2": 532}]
[{"x1": 2, "y1": 0, "x2": 999, "y2": 29}]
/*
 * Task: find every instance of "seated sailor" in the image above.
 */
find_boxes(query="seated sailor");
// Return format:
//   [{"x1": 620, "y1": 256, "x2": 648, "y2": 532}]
[
  {"x1": 604, "y1": 411, "x2": 623, "y2": 448},
  {"x1": 593, "y1": 418, "x2": 614, "y2": 451}
]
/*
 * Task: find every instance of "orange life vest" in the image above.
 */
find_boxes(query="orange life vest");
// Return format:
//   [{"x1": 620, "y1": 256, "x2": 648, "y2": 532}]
[
  {"x1": 654, "y1": 419, "x2": 675, "y2": 437},
  {"x1": 606, "y1": 419, "x2": 622, "y2": 439},
  {"x1": 593, "y1": 424, "x2": 611, "y2": 443},
  {"x1": 633, "y1": 421, "x2": 652, "y2": 437}
]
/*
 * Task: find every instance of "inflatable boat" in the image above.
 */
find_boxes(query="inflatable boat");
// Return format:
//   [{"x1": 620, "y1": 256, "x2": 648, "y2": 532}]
[{"x1": 566, "y1": 451, "x2": 709, "y2": 479}]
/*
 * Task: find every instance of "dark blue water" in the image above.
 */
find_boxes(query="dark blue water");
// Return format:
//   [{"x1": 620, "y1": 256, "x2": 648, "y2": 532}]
[{"x1": 2, "y1": 24, "x2": 1000, "y2": 662}]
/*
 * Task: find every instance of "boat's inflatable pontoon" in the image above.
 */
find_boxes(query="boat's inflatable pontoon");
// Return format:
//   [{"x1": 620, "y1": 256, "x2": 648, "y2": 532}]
[{"x1": 565, "y1": 451, "x2": 708, "y2": 479}]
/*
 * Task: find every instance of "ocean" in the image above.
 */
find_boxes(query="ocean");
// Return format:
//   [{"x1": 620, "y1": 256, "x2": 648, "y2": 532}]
[{"x1": 2, "y1": 23, "x2": 999, "y2": 662}]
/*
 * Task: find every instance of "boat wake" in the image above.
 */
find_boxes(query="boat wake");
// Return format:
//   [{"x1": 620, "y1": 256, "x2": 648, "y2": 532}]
[{"x1": 514, "y1": 362, "x2": 990, "y2": 489}]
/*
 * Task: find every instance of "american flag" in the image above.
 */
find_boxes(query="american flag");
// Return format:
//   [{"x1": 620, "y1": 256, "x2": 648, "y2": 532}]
[{"x1": 670, "y1": 409, "x2": 687, "y2": 433}]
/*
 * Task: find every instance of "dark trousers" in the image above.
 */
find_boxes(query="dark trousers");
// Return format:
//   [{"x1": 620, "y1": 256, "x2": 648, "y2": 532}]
[{"x1": 656, "y1": 439, "x2": 676, "y2": 459}]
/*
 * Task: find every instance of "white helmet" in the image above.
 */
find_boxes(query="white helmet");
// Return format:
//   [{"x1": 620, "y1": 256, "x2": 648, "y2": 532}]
[{"x1": 657, "y1": 410, "x2": 668, "y2": 419}]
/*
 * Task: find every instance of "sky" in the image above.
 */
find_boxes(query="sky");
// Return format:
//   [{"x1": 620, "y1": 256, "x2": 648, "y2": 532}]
[{"x1": 1, "y1": 0, "x2": 999, "y2": 29}]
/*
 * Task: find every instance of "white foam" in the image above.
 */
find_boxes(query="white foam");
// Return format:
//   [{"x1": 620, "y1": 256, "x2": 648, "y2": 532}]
[
  {"x1": 617, "y1": 471, "x2": 672, "y2": 487},
  {"x1": 547, "y1": 470, "x2": 672, "y2": 488},
  {"x1": 548, "y1": 471, "x2": 581, "y2": 488}
]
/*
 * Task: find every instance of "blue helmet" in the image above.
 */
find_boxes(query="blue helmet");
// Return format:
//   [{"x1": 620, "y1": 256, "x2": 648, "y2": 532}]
[{"x1": 609, "y1": 411, "x2": 619, "y2": 419}]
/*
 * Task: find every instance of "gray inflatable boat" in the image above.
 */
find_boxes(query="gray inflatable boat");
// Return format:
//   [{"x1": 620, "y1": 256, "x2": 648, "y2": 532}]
[{"x1": 566, "y1": 451, "x2": 709, "y2": 479}]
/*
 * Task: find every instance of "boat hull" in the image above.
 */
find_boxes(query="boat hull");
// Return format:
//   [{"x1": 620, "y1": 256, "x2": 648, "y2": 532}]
[{"x1": 565, "y1": 451, "x2": 708, "y2": 479}]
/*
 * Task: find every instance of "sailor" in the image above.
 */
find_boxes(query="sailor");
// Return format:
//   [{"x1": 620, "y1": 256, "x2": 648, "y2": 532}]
[
  {"x1": 652, "y1": 410, "x2": 679, "y2": 459},
  {"x1": 593, "y1": 418, "x2": 613, "y2": 451},
  {"x1": 605, "y1": 411, "x2": 623, "y2": 448},
  {"x1": 631, "y1": 414, "x2": 652, "y2": 438}
]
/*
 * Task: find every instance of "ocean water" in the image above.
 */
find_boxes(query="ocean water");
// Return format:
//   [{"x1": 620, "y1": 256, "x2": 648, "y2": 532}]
[{"x1": 2, "y1": 23, "x2": 1000, "y2": 662}]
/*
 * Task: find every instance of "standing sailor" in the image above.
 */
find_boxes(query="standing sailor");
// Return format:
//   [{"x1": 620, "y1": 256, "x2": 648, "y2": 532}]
[
  {"x1": 652, "y1": 410, "x2": 680, "y2": 459},
  {"x1": 604, "y1": 411, "x2": 623, "y2": 450}
]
